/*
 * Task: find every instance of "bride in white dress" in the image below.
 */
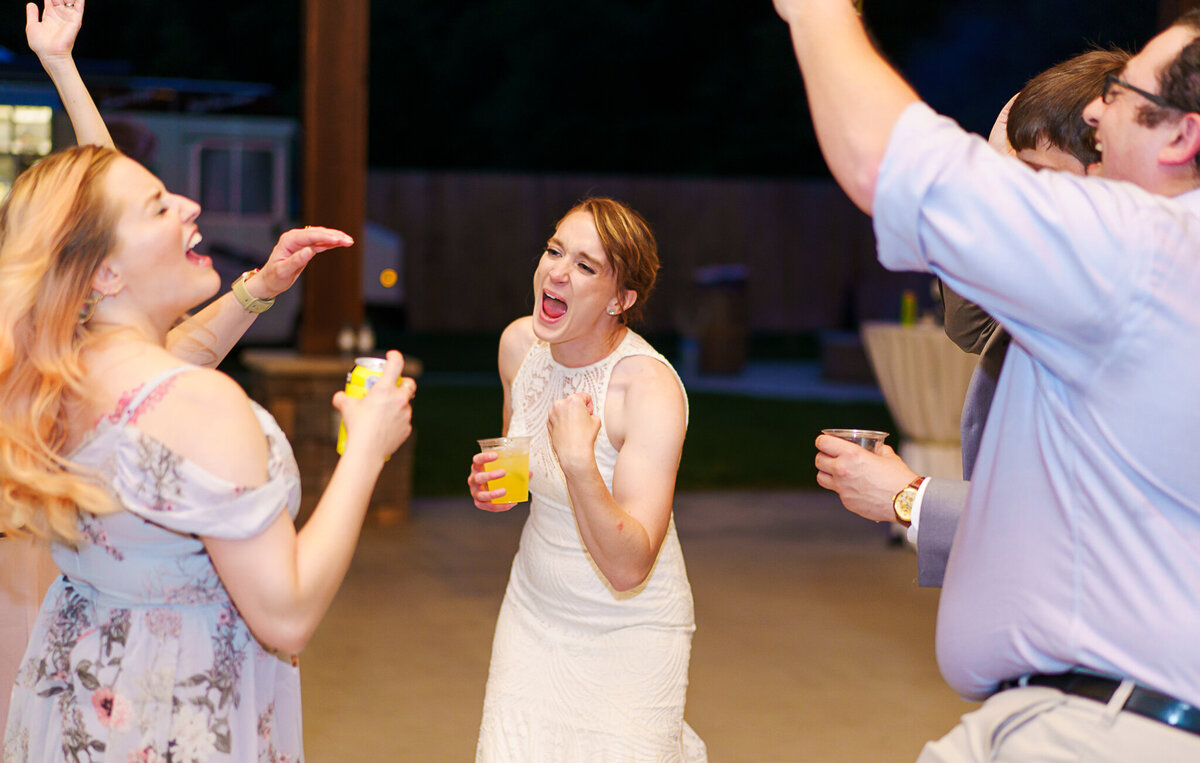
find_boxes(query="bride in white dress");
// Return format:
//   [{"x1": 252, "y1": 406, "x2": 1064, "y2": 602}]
[{"x1": 469, "y1": 198, "x2": 706, "y2": 761}]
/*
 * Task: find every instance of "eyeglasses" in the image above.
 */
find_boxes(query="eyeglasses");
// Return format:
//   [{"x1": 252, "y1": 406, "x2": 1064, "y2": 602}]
[{"x1": 1102, "y1": 74, "x2": 1198, "y2": 114}]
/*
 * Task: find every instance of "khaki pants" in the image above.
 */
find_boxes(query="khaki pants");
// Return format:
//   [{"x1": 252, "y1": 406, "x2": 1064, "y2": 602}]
[
  {"x1": 918, "y1": 683, "x2": 1200, "y2": 762},
  {"x1": 0, "y1": 537, "x2": 58, "y2": 738}
]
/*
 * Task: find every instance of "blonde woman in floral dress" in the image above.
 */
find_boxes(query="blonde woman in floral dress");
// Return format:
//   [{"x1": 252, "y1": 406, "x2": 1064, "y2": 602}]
[{"x1": 1, "y1": 4, "x2": 417, "y2": 760}]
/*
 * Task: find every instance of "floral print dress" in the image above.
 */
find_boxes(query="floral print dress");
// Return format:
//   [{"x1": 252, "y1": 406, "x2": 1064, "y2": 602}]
[{"x1": 2, "y1": 366, "x2": 303, "y2": 763}]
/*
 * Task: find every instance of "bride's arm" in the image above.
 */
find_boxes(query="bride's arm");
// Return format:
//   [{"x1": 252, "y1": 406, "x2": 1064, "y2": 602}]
[{"x1": 551, "y1": 356, "x2": 686, "y2": 591}]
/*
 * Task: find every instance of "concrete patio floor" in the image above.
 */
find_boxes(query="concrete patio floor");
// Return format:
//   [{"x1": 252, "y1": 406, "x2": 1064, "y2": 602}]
[{"x1": 300, "y1": 489, "x2": 976, "y2": 762}]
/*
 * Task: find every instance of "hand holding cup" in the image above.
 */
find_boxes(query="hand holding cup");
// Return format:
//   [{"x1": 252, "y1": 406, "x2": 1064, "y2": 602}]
[
  {"x1": 814, "y1": 430, "x2": 917, "y2": 523},
  {"x1": 469, "y1": 437, "x2": 532, "y2": 512}
]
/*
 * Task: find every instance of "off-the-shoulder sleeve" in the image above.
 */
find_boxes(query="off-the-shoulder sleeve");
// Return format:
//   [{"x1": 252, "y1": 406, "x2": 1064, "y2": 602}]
[{"x1": 104, "y1": 424, "x2": 300, "y2": 540}]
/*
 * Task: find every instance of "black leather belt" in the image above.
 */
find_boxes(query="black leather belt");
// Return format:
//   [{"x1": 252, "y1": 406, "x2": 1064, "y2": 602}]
[{"x1": 999, "y1": 672, "x2": 1200, "y2": 737}]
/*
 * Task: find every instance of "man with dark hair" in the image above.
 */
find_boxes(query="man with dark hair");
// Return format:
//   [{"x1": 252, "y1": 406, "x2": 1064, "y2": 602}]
[
  {"x1": 1005, "y1": 48, "x2": 1130, "y2": 173},
  {"x1": 816, "y1": 48, "x2": 1129, "y2": 588},
  {"x1": 781, "y1": 0, "x2": 1200, "y2": 757}
]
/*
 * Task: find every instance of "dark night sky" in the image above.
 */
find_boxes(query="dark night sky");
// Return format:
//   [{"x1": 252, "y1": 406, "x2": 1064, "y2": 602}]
[{"x1": 0, "y1": 1, "x2": 1159, "y2": 176}]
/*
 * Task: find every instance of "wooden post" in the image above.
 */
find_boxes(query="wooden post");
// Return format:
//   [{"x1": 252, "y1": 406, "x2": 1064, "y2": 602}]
[{"x1": 300, "y1": 0, "x2": 369, "y2": 354}]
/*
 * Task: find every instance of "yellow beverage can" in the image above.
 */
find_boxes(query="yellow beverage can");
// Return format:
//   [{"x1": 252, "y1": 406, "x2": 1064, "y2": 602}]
[{"x1": 337, "y1": 356, "x2": 387, "y2": 455}]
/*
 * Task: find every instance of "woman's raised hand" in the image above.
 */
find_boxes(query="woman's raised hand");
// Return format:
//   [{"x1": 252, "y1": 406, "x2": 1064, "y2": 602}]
[
  {"x1": 333, "y1": 350, "x2": 415, "y2": 461},
  {"x1": 254, "y1": 226, "x2": 354, "y2": 300},
  {"x1": 26, "y1": 0, "x2": 83, "y2": 62}
]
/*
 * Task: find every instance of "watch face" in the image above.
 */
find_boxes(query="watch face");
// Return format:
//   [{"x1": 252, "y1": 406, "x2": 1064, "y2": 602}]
[{"x1": 894, "y1": 488, "x2": 915, "y2": 523}]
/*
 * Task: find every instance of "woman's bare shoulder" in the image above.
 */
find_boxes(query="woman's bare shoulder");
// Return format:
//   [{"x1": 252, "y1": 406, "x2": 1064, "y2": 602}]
[
  {"x1": 499, "y1": 316, "x2": 537, "y2": 380},
  {"x1": 500, "y1": 316, "x2": 536, "y2": 352},
  {"x1": 611, "y1": 353, "x2": 681, "y2": 397},
  {"x1": 607, "y1": 354, "x2": 686, "y2": 445},
  {"x1": 131, "y1": 367, "x2": 269, "y2": 485}
]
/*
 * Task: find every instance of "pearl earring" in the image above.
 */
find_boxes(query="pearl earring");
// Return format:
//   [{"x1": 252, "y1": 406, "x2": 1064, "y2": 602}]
[{"x1": 607, "y1": 308, "x2": 618, "y2": 316}]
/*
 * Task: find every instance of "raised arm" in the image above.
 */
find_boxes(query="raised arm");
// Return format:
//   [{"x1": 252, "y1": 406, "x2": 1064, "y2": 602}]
[
  {"x1": 166, "y1": 226, "x2": 353, "y2": 367},
  {"x1": 26, "y1": 0, "x2": 113, "y2": 148},
  {"x1": 550, "y1": 357, "x2": 686, "y2": 592},
  {"x1": 772, "y1": 0, "x2": 919, "y2": 212},
  {"x1": 141, "y1": 351, "x2": 415, "y2": 654},
  {"x1": 27, "y1": 2, "x2": 349, "y2": 368}
]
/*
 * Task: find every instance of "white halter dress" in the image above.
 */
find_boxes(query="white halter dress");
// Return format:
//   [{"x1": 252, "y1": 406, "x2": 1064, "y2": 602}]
[{"x1": 476, "y1": 330, "x2": 706, "y2": 762}]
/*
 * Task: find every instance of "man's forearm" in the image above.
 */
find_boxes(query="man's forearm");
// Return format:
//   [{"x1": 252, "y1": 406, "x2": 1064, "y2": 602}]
[{"x1": 776, "y1": 0, "x2": 919, "y2": 213}]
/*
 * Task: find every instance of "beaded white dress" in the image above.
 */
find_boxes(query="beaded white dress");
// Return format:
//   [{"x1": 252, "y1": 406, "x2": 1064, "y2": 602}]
[{"x1": 476, "y1": 330, "x2": 706, "y2": 762}]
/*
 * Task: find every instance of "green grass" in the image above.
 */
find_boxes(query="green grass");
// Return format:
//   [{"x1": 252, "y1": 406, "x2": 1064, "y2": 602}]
[
  {"x1": 411, "y1": 383, "x2": 894, "y2": 497},
  {"x1": 411, "y1": 384, "x2": 507, "y2": 497},
  {"x1": 676, "y1": 393, "x2": 894, "y2": 491}
]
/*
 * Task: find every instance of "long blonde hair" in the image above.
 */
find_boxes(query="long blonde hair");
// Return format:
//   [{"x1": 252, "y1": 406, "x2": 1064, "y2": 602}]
[{"x1": 0, "y1": 145, "x2": 124, "y2": 543}]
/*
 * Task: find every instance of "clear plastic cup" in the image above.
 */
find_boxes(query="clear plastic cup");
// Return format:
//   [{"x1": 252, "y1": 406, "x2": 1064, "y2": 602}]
[
  {"x1": 477, "y1": 436, "x2": 532, "y2": 504},
  {"x1": 821, "y1": 428, "x2": 890, "y2": 453}
]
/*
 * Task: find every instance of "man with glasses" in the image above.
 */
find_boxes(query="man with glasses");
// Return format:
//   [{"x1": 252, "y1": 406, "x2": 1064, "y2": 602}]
[
  {"x1": 774, "y1": 2, "x2": 1200, "y2": 760},
  {"x1": 1103, "y1": 73, "x2": 1178, "y2": 111},
  {"x1": 815, "y1": 48, "x2": 1128, "y2": 589}
]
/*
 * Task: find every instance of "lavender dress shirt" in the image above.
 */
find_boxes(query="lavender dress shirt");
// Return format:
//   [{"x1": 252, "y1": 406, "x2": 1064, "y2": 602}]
[{"x1": 873, "y1": 102, "x2": 1200, "y2": 706}]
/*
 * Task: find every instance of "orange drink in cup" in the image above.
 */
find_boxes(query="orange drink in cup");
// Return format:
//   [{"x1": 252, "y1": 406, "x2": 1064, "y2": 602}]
[{"x1": 477, "y1": 437, "x2": 532, "y2": 504}]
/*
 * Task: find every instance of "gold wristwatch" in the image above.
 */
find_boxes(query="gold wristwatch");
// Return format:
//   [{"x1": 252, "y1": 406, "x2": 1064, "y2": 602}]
[
  {"x1": 231, "y1": 269, "x2": 275, "y2": 313},
  {"x1": 892, "y1": 476, "x2": 926, "y2": 526}
]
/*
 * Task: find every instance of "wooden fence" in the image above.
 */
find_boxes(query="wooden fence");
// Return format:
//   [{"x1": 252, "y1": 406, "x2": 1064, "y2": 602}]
[{"x1": 365, "y1": 170, "x2": 931, "y2": 335}]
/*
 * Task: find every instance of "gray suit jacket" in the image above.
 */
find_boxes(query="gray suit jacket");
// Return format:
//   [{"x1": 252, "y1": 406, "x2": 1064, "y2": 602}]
[{"x1": 916, "y1": 287, "x2": 1011, "y2": 587}]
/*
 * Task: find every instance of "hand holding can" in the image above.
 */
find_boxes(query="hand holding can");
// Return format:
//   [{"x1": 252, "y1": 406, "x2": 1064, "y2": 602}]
[{"x1": 337, "y1": 356, "x2": 411, "y2": 456}]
